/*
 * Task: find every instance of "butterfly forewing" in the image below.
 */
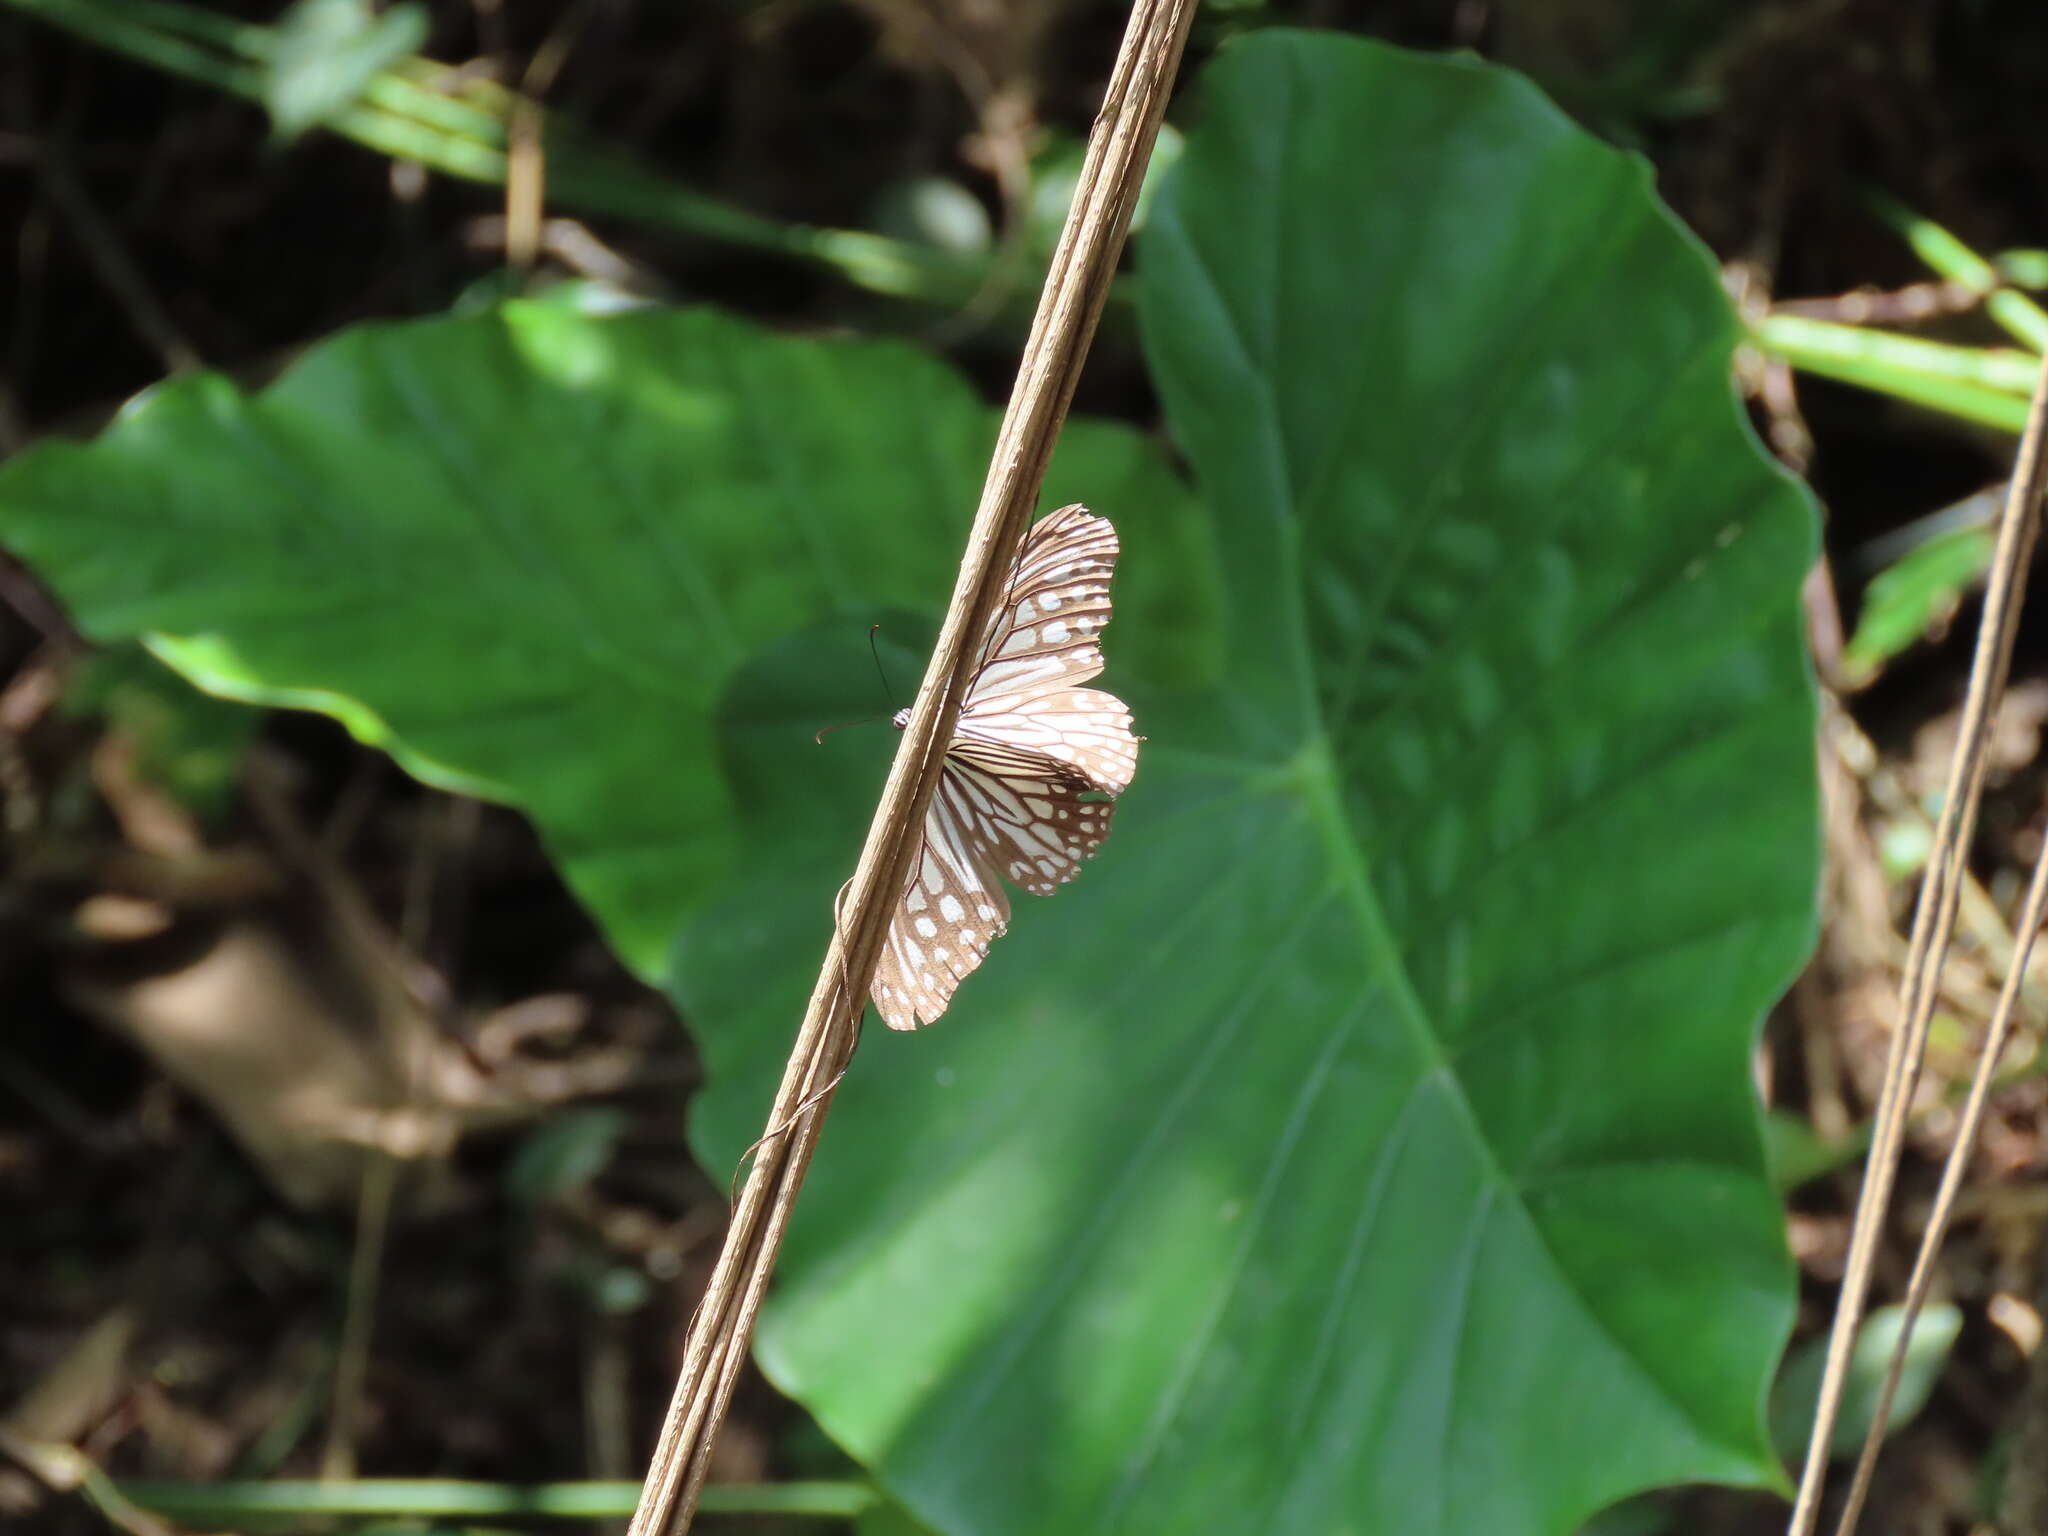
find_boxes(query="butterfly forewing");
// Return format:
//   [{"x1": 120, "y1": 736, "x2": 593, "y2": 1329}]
[
  {"x1": 871, "y1": 504, "x2": 1140, "y2": 1031},
  {"x1": 966, "y1": 504, "x2": 1118, "y2": 706}
]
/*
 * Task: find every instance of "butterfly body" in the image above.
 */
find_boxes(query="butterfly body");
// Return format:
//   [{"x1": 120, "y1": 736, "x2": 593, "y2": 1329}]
[{"x1": 871, "y1": 505, "x2": 1139, "y2": 1030}]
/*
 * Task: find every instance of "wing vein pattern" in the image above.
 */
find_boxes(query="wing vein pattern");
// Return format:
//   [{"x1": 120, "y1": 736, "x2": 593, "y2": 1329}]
[{"x1": 872, "y1": 504, "x2": 1141, "y2": 1030}]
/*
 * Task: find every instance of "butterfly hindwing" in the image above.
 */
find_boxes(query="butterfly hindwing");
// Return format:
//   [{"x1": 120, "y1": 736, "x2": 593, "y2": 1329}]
[
  {"x1": 943, "y1": 745, "x2": 1112, "y2": 898},
  {"x1": 958, "y1": 686, "x2": 1138, "y2": 795},
  {"x1": 871, "y1": 771, "x2": 1013, "y2": 1031}
]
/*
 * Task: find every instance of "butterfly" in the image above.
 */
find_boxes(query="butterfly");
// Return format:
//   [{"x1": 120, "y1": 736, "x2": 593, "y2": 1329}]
[{"x1": 870, "y1": 504, "x2": 1140, "y2": 1031}]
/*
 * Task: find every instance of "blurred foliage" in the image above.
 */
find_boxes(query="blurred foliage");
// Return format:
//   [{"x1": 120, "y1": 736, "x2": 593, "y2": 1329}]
[
  {"x1": 264, "y1": 0, "x2": 429, "y2": 143},
  {"x1": 60, "y1": 643, "x2": 262, "y2": 817},
  {"x1": 1842, "y1": 522, "x2": 1997, "y2": 687},
  {"x1": 1770, "y1": 1302, "x2": 1965, "y2": 1462},
  {"x1": 504, "y1": 1105, "x2": 629, "y2": 1207},
  {"x1": 1752, "y1": 205, "x2": 2045, "y2": 688}
]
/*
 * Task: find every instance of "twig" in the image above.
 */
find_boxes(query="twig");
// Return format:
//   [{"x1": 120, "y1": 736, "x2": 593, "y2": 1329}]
[
  {"x1": 36, "y1": 150, "x2": 200, "y2": 376},
  {"x1": 1834, "y1": 791, "x2": 2048, "y2": 1531},
  {"x1": 503, "y1": 0, "x2": 595, "y2": 275},
  {"x1": 1863, "y1": 192, "x2": 2048, "y2": 354},
  {"x1": 1771, "y1": 280, "x2": 1984, "y2": 328},
  {"x1": 0, "y1": 1427, "x2": 175, "y2": 1536},
  {"x1": 324, "y1": 791, "x2": 461, "y2": 1480},
  {"x1": 623, "y1": 3, "x2": 1195, "y2": 1532},
  {"x1": 321, "y1": 1150, "x2": 395, "y2": 1481},
  {"x1": 1787, "y1": 347, "x2": 2048, "y2": 1534}
]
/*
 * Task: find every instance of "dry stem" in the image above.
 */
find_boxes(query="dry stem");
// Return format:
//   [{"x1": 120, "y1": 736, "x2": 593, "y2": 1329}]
[
  {"x1": 625, "y1": 3, "x2": 1196, "y2": 1531},
  {"x1": 1789, "y1": 347, "x2": 2048, "y2": 1534}
]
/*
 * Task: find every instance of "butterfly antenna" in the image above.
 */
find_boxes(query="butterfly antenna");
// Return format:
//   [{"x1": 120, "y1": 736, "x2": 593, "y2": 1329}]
[
  {"x1": 727, "y1": 878, "x2": 869, "y2": 1205},
  {"x1": 812, "y1": 626, "x2": 901, "y2": 744},
  {"x1": 813, "y1": 718, "x2": 875, "y2": 744},
  {"x1": 868, "y1": 623, "x2": 898, "y2": 710}
]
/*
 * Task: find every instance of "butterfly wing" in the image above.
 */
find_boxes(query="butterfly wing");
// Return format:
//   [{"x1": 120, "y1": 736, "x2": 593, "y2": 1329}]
[
  {"x1": 958, "y1": 686, "x2": 1139, "y2": 795},
  {"x1": 942, "y1": 739, "x2": 1114, "y2": 897},
  {"x1": 872, "y1": 764, "x2": 1014, "y2": 1031},
  {"x1": 871, "y1": 505, "x2": 1136, "y2": 1031},
  {"x1": 873, "y1": 745, "x2": 1113, "y2": 1030},
  {"x1": 963, "y1": 503, "x2": 1139, "y2": 793},
  {"x1": 966, "y1": 504, "x2": 1119, "y2": 706}
]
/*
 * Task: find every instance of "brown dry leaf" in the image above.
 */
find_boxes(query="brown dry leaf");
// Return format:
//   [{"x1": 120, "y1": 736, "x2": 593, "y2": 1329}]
[
  {"x1": 63, "y1": 914, "x2": 640, "y2": 1208},
  {"x1": 56, "y1": 735, "x2": 649, "y2": 1207},
  {"x1": 63, "y1": 917, "x2": 466, "y2": 1207}
]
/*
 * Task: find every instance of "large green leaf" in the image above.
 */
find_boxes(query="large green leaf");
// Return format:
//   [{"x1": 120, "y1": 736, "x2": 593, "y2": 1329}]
[
  {"x1": 0, "y1": 297, "x2": 1205, "y2": 976},
  {"x1": 678, "y1": 33, "x2": 1818, "y2": 1536},
  {"x1": 0, "y1": 30, "x2": 1820, "y2": 1536}
]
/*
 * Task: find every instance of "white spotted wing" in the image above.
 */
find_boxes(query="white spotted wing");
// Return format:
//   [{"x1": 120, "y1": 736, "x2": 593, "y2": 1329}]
[{"x1": 871, "y1": 505, "x2": 1139, "y2": 1031}]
